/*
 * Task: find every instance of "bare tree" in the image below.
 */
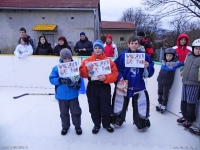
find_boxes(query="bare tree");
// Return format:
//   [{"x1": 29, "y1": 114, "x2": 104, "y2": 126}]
[
  {"x1": 119, "y1": 7, "x2": 151, "y2": 32},
  {"x1": 141, "y1": 0, "x2": 200, "y2": 19}
]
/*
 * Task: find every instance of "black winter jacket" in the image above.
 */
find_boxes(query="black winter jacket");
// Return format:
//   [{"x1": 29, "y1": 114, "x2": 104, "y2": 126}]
[
  {"x1": 74, "y1": 37, "x2": 93, "y2": 56},
  {"x1": 53, "y1": 44, "x2": 72, "y2": 56},
  {"x1": 35, "y1": 43, "x2": 53, "y2": 55}
]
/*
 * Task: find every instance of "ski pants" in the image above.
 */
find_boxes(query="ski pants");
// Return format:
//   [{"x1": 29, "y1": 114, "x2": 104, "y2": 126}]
[
  {"x1": 87, "y1": 82, "x2": 112, "y2": 128},
  {"x1": 181, "y1": 84, "x2": 200, "y2": 122},
  {"x1": 157, "y1": 83, "x2": 172, "y2": 106},
  {"x1": 58, "y1": 98, "x2": 82, "y2": 130}
]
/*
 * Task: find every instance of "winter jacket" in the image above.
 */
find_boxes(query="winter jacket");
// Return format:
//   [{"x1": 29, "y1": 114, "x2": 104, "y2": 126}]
[
  {"x1": 157, "y1": 56, "x2": 183, "y2": 85},
  {"x1": 182, "y1": 53, "x2": 200, "y2": 86},
  {"x1": 18, "y1": 35, "x2": 36, "y2": 53},
  {"x1": 79, "y1": 53, "x2": 118, "y2": 85},
  {"x1": 173, "y1": 34, "x2": 191, "y2": 63},
  {"x1": 49, "y1": 61, "x2": 79, "y2": 100},
  {"x1": 14, "y1": 44, "x2": 33, "y2": 59},
  {"x1": 53, "y1": 44, "x2": 72, "y2": 56},
  {"x1": 140, "y1": 39, "x2": 154, "y2": 56},
  {"x1": 35, "y1": 42, "x2": 53, "y2": 55},
  {"x1": 114, "y1": 49, "x2": 155, "y2": 98},
  {"x1": 104, "y1": 42, "x2": 118, "y2": 58},
  {"x1": 74, "y1": 37, "x2": 93, "y2": 56}
]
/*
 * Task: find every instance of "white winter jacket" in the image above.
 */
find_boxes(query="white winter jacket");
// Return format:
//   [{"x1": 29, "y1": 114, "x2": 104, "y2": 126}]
[{"x1": 14, "y1": 44, "x2": 33, "y2": 59}]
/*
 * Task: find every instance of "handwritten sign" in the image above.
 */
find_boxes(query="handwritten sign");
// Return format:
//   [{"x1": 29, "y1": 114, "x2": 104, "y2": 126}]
[
  {"x1": 58, "y1": 61, "x2": 79, "y2": 78},
  {"x1": 87, "y1": 59, "x2": 111, "y2": 76},
  {"x1": 125, "y1": 53, "x2": 145, "y2": 68}
]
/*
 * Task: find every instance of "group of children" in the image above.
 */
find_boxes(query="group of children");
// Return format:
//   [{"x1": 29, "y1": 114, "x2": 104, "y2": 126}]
[{"x1": 49, "y1": 34, "x2": 200, "y2": 136}]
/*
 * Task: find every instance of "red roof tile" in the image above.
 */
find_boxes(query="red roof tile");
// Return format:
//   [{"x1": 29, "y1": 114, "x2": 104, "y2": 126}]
[
  {"x1": 0, "y1": 0, "x2": 99, "y2": 8},
  {"x1": 101, "y1": 21, "x2": 135, "y2": 30}
]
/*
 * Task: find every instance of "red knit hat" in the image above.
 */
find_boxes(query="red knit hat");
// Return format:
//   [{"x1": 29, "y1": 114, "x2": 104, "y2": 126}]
[{"x1": 106, "y1": 34, "x2": 112, "y2": 40}]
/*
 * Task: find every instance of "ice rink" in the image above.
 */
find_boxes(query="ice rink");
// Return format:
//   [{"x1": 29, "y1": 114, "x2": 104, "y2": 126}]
[{"x1": 0, "y1": 86, "x2": 199, "y2": 150}]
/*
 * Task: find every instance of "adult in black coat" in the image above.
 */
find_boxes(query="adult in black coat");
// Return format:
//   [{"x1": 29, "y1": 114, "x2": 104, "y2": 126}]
[
  {"x1": 35, "y1": 35, "x2": 53, "y2": 55},
  {"x1": 53, "y1": 36, "x2": 73, "y2": 56},
  {"x1": 74, "y1": 32, "x2": 93, "y2": 56}
]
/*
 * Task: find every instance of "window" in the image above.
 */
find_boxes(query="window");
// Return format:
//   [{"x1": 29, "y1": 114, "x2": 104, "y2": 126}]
[{"x1": 120, "y1": 37, "x2": 124, "y2": 41}]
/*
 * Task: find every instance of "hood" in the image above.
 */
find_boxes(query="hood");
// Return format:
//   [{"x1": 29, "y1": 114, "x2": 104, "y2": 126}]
[{"x1": 176, "y1": 34, "x2": 189, "y2": 48}]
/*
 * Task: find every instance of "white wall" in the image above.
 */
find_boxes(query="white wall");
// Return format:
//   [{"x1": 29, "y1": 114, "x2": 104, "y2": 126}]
[{"x1": 0, "y1": 55, "x2": 199, "y2": 125}]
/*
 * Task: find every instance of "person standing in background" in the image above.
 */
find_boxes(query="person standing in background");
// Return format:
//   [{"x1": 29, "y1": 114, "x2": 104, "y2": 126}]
[
  {"x1": 104, "y1": 34, "x2": 118, "y2": 58},
  {"x1": 18, "y1": 27, "x2": 36, "y2": 54},
  {"x1": 74, "y1": 32, "x2": 93, "y2": 56}
]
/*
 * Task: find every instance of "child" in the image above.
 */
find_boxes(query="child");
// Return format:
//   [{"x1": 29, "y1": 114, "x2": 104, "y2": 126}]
[
  {"x1": 14, "y1": 37, "x2": 33, "y2": 59},
  {"x1": 79, "y1": 40, "x2": 118, "y2": 134},
  {"x1": 113, "y1": 36, "x2": 154, "y2": 127},
  {"x1": 177, "y1": 38, "x2": 200, "y2": 128},
  {"x1": 103, "y1": 34, "x2": 118, "y2": 58},
  {"x1": 172, "y1": 33, "x2": 191, "y2": 63},
  {"x1": 156, "y1": 48, "x2": 183, "y2": 113},
  {"x1": 49, "y1": 48, "x2": 82, "y2": 135}
]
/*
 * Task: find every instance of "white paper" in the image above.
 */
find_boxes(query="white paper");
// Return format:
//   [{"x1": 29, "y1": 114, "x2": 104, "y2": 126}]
[
  {"x1": 125, "y1": 53, "x2": 145, "y2": 68},
  {"x1": 58, "y1": 61, "x2": 79, "y2": 78},
  {"x1": 87, "y1": 59, "x2": 111, "y2": 76}
]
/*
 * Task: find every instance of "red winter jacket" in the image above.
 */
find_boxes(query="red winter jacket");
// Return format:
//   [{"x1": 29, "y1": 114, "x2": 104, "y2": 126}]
[{"x1": 175, "y1": 34, "x2": 191, "y2": 63}]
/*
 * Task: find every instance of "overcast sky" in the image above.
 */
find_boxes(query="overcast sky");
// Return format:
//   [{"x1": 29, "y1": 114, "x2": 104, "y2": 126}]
[
  {"x1": 100, "y1": 0, "x2": 171, "y2": 29},
  {"x1": 100, "y1": 0, "x2": 143, "y2": 21}
]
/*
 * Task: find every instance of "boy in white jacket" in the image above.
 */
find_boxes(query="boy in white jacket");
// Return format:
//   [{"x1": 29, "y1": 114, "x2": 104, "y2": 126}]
[{"x1": 14, "y1": 37, "x2": 33, "y2": 59}]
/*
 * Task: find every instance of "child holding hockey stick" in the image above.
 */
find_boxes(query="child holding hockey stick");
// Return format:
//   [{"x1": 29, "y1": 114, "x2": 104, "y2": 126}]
[{"x1": 49, "y1": 48, "x2": 83, "y2": 135}]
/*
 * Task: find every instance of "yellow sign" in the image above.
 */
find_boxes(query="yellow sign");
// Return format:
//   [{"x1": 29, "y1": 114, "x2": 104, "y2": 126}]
[{"x1": 32, "y1": 24, "x2": 57, "y2": 31}]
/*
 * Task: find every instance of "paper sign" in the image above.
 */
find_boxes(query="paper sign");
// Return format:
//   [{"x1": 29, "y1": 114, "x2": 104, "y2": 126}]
[
  {"x1": 116, "y1": 80, "x2": 128, "y2": 96},
  {"x1": 125, "y1": 53, "x2": 145, "y2": 68},
  {"x1": 87, "y1": 59, "x2": 111, "y2": 76},
  {"x1": 58, "y1": 61, "x2": 79, "y2": 78}
]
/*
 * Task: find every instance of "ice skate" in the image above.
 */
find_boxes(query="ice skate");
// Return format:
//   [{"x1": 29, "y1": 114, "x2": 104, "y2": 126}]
[
  {"x1": 177, "y1": 117, "x2": 186, "y2": 124},
  {"x1": 160, "y1": 105, "x2": 166, "y2": 113},
  {"x1": 156, "y1": 104, "x2": 161, "y2": 111}
]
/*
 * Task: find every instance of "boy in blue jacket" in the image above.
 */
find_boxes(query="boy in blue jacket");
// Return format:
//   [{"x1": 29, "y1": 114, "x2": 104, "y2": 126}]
[
  {"x1": 49, "y1": 48, "x2": 82, "y2": 135},
  {"x1": 113, "y1": 36, "x2": 154, "y2": 126},
  {"x1": 156, "y1": 48, "x2": 183, "y2": 113}
]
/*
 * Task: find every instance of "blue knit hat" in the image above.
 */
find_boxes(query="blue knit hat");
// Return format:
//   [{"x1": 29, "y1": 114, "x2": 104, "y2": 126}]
[
  {"x1": 80, "y1": 32, "x2": 85, "y2": 36},
  {"x1": 93, "y1": 40, "x2": 104, "y2": 51}
]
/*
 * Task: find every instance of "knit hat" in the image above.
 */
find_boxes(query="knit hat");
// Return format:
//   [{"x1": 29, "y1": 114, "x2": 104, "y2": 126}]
[
  {"x1": 80, "y1": 32, "x2": 85, "y2": 36},
  {"x1": 93, "y1": 40, "x2": 104, "y2": 51},
  {"x1": 60, "y1": 48, "x2": 72, "y2": 60},
  {"x1": 137, "y1": 31, "x2": 145, "y2": 37},
  {"x1": 106, "y1": 34, "x2": 112, "y2": 40}
]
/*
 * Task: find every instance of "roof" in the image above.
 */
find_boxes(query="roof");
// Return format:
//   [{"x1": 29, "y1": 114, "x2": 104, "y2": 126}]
[
  {"x1": 32, "y1": 24, "x2": 57, "y2": 31},
  {"x1": 101, "y1": 21, "x2": 135, "y2": 30},
  {"x1": 0, "y1": 0, "x2": 99, "y2": 8}
]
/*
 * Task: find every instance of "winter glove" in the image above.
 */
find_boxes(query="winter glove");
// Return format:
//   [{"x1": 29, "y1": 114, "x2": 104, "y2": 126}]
[
  {"x1": 59, "y1": 78, "x2": 71, "y2": 85},
  {"x1": 69, "y1": 75, "x2": 81, "y2": 89}
]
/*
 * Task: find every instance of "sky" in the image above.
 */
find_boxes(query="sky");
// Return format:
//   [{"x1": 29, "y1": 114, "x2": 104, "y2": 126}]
[
  {"x1": 100, "y1": 0, "x2": 143, "y2": 21},
  {"x1": 100, "y1": 0, "x2": 171, "y2": 30}
]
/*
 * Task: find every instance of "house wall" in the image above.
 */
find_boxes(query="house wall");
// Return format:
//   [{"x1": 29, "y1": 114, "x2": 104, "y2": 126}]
[
  {"x1": 0, "y1": 9, "x2": 97, "y2": 54},
  {"x1": 101, "y1": 30, "x2": 135, "y2": 44}
]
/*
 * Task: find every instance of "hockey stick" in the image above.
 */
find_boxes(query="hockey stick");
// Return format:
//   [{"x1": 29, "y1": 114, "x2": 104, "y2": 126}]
[{"x1": 13, "y1": 93, "x2": 55, "y2": 99}]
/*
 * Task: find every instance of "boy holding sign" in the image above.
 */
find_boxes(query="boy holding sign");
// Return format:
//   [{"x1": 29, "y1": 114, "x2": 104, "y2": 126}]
[
  {"x1": 79, "y1": 40, "x2": 118, "y2": 134},
  {"x1": 49, "y1": 48, "x2": 83, "y2": 136},
  {"x1": 113, "y1": 36, "x2": 154, "y2": 128}
]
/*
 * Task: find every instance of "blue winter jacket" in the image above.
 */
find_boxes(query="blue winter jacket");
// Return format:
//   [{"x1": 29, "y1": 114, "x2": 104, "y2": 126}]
[
  {"x1": 157, "y1": 56, "x2": 183, "y2": 85},
  {"x1": 114, "y1": 49, "x2": 155, "y2": 98},
  {"x1": 49, "y1": 62, "x2": 79, "y2": 100}
]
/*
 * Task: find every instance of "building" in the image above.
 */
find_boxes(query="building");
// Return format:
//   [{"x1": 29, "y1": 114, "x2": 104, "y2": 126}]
[
  {"x1": 100, "y1": 21, "x2": 135, "y2": 46},
  {"x1": 0, "y1": 0, "x2": 101, "y2": 54}
]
